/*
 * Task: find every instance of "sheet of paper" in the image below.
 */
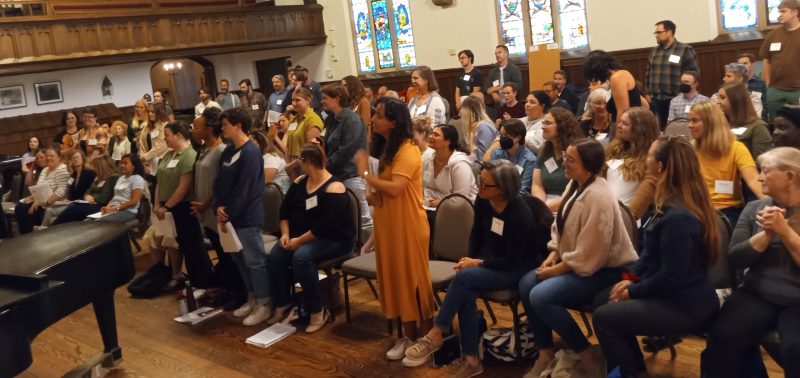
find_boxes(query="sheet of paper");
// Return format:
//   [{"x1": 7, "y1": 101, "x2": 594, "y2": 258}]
[
  {"x1": 218, "y1": 222, "x2": 243, "y2": 253},
  {"x1": 267, "y1": 110, "x2": 281, "y2": 124},
  {"x1": 28, "y1": 183, "x2": 53, "y2": 205},
  {"x1": 152, "y1": 212, "x2": 177, "y2": 238},
  {"x1": 246, "y1": 323, "x2": 296, "y2": 349}
]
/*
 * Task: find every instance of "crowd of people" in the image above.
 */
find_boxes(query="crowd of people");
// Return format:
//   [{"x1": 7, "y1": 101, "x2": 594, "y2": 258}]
[{"x1": 5, "y1": 2, "x2": 800, "y2": 377}]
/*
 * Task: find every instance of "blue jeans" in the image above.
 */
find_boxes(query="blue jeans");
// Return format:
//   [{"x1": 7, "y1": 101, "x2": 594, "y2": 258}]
[
  {"x1": 52, "y1": 202, "x2": 102, "y2": 225},
  {"x1": 436, "y1": 266, "x2": 531, "y2": 356},
  {"x1": 96, "y1": 210, "x2": 137, "y2": 223},
  {"x1": 720, "y1": 206, "x2": 743, "y2": 230},
  {"x1": 267, "y1": 238, "x2": 353, "y2": 313},
  {"x1": 230, "y1": 226, "x2": 270, "y2": 300},
  {"x1": 519, "y1": 268, "x2": 623, "y2": 352},
  {"x1": 343, "y1": 177, "x2": 372, "y2": 243}
]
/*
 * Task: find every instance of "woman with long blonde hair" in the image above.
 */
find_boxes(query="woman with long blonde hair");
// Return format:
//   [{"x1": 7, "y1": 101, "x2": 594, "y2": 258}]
[
  {"x1": 688, "y1": 101, "x2": 764, "y2": 226},
  {"x1": 138, "y1": 102, "x2": 169, "y2": 176},
  {"x1": 128, "y1": 98, "x2": 149, "y2": 148},
  {"x1": 459, "y1": 95, "x2": 496, "y2": 161}
]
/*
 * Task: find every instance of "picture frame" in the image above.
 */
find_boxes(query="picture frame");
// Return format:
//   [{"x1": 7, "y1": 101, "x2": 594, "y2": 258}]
[
  {"x1": 34, "y1": 81, "x2": 63, "y2": 105},
  {"x1": 0, "y1": 85, "x2": 26, "y2": 110}
]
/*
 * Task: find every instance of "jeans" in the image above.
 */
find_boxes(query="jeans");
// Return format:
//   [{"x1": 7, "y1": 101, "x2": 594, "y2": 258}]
[
  {"x1": 267, "y1": 238, "x2": 353, "y2": 313},
  {"x1": 343, "y1": 177, "x2": 373, "y2": 244},
  {"x1": 96, "y1": 210, "x2": 137, "y2": 223},
  {"x1": 519, "y1": 268, "x2": 623, "y2": 352},
  {"x1": 169, "y1": 201, "x2": 213, "y2": 288},
  {"x1": 15, "y1": 202, "x2": 45, "y2": 234},
  {"x1": 765, "y1": 87, "x2": 800, "y2": 121},
  {"x1": 230, "y1": 226, "x2": 270, "y2": 300},
  {"x1": 436, "y1": 266, "x2": 531, "y2": 356},
  {"x1": 650, "y1": 97, "x2": 673, "y2": 130},
  {"x1": 593, "y1": 294, "x2": 718, "y2": 376},
  {"x1": 205, "y1": 227, "x2": 245, "y2": 292},
  {"x1": 702, "y1": 288, "x2": 800, "y2": 378},
  {"x1": 720, "y1": 206, "x2": 743, "y2": 230},
  {"x1": 52, "y1": 202, "x2": 102, "y2": 225}
]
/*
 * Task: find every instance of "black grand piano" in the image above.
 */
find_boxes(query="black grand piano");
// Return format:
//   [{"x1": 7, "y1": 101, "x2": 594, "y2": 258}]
[{"x1": 0, "y1": 222, "x2": 134, "y2": 377}]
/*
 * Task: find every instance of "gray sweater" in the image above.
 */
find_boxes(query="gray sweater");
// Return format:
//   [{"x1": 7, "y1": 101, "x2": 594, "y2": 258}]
[{"x1": 730, "y1": 199, "x2": 800, "y2": 306}]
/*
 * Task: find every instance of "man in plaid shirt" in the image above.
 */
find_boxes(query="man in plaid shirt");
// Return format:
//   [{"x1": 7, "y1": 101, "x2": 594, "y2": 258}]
[{"x1": 646, "y1": 20, "x2": 700, "y2": 129}]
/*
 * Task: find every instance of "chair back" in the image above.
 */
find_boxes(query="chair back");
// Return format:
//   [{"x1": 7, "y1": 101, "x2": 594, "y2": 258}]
[
  {"x1": 262, "y1": 183, "x2": 283, "y2": 235},
  {"x1": 664, "y1": 118, "x2": 691, "y2": 141},
  {"x1": 346, "y1": 188, "x2": 362, "y2": 252},
  {"x1": 708, "y1": 211, "x2": 734, "y2": 289},
  {"x1": 618, "y1": 201, "x2": 638, "y2": 252},
  {"x1": 432, "y1": 193, "x2": 474, "y2": 262}
]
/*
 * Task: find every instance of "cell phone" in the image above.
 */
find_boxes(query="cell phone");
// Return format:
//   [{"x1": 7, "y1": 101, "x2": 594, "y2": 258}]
[{"x1": 432, "y1": 334, "x2": 461, "y2": 367}]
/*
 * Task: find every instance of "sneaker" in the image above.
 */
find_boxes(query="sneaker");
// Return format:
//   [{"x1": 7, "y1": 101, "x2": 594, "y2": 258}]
[
  {"x1": 305, "y1": 309, "x2": 330, "y2": 334},
  {"x1": 267, "y1": 305, "x2": 292, "y2": 325},
  {"x1": 280, "y1": 306, "x2": 300, "y2": 325},
  {"x1": 242, "y1": 304, "x2": 272, "y2": 326},
  {"x1": 405, "y1": 336, "x2": 442, "y2": 360},
  {"x1": 452, "y1": 360, "x2": 483, "y2": 378},
  {"x1": 401, "y1": 355, "x2": 429, "y2": 368},
  {"x1": 386, "y1": 337, "x2": 410, "y2": 361},
  {"x1": 523, "y1": 357, "x2": 553, "y2": 378},
  {"x1": 232, "y1": 298, "x2": 256, "y2": 318}
]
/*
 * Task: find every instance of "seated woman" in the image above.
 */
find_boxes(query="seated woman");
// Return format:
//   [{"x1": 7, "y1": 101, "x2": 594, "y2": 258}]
[
  {"x1": 422, "y1": 124, "x2": 477, "y2": 208},
  {"x1": 521, "y1": 90, "x2": 552, "y2": 154},
  {"x1": 20, "y1": 136, "x2": 40, "y2": 175},
  {"x1": 486, "y1": 119, "x2": 537, "y2": 196},
  {"x1": 15, "y1": 148, "x2": 69, "y2": 234},
  {"x1": 593, "y1": 136, "x2": 721, "y2": 377},
  {"x1": 22, "y1": 149, "x2": 47, "y2": 197},
  {"x1": 405, "y1": 160, "x2": 548, "y2": 377},
  {"x1": 604, "y1": 107, "x2": 661, "y2": 218},
  {"x1": 580, "y1": 89, "x2": 615, "y2": 147},
  {"x1": 52, "y1": 155, "x2": 119, "y2": 224},
  {"x1": 460, "y1": 95, "x2": 497, "y2": 162},
  {"x1": 773, "y1": 106, "x2": 800, "y2": 148},
  {"x1": 95, "y1": 154, "x2": 144, "y2": 223},
  {"x1": 532, "y1": 108, "x2": 584, "y2": 212},
  {"x1": 688, "y1": 101, "x2": 765, "y2": 227},
  {"x1": 42, "y1": 149, "x2": 97, "y2": 226},
  {"x1": 266, "y1": 143, "x2": 356, "y2": 333},
  {"x1": 519, "y1": 138, "x2": 638, "y2": 378},
  {"x1": 702, "y1": 147, "x2": 800, "y2": 378},
  {"x1": 250, "y1": 130, "x2": 290, "y2": 192},
  {"x1": 717, "y1": 83, "x2": 772, "y2": 160}
]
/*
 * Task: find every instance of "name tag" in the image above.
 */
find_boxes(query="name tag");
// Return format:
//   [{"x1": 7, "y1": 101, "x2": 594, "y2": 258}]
[
  {"x1": 595, "y1": 132, "x2": 608, "y2": 141},
  {"x1": 276, "y1": 99, "x2": 283, "y2": 105},
  {"x1": 67, "y1": 177, "x2": 75, "y2": 185},
  {"x1": 751, "y1": 91, "x2": 762, "y2": 97},
  {"x1": 416, "y1": 105, "x2": 427, "y2": 115},
  {"x1": 305, "y1": 195, "x2": 318, "y2": 210},
  {"x1": 463, "y1": 74, "x2": 471, "y2": 81},
  {"x1": 732, "y1": 127, "x2": 747, "y2": 136},
  {"x1": 320, "y1": 129, "x2": 327, "y2": 137},
  {"x1": 715, "y1": 180, "x2": 734, "y2": 195},
  {"x1": 684, "y1": 105, "x2": 692, "y2": 113},
  {"x1": 516, "y1": 165, "x2": 523, "y2": 174},
  {"x1": 166, "y1": 159, "x2": 180, "y2": 169},
  {"x1": 770, "y1": 42, "x2": 781, "y2": 52},
  {"x1": 288, "y1": 122, "x2": 298, "y2": 132},
  {"x1": 150, "y1": 130, "x2": 159, "y2": 139},
  {"x1": 607, "y1": 159, "x2": 623, "y2": 170},
  {"x1": 225, "y1": 151, "x2": 241, "y2": 166},
  {"x1": 544, "y1": 157, "x2": 558, "y2": 173},
  {"x1": 251, "y1": 104, "x2": 260, "y2": 110},
  {"x1": 88, "y1": 139, "x2": 97, "y2": 146},
  {"x1": 491, "y1": 217, "x2": 504, "y2": 236},
  {"x1": 320, "y1": 111, "x2": 328, "y2": 120},
  {"x1": 492, "y1": 80, "x2": 500, "y2": 87},
  {"x1": 668, "y1": 54, "x2": 681, "y2": 64}
]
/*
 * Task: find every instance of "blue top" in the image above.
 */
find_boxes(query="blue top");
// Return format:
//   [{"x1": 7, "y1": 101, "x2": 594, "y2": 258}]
[
  {"x1": 323, "y1": 108, "x2": 367, "y2": 180},
  {"x1": 268, "y1": 88, "x2": 289, "y2": 113},
  {"x1": 213, "y1": 140, "x2": 265, "y2": 229},
  {"x1": 474, "y1": 121, "x2": 498, "y2": 161},
  {"x1": 629, "y1": 206, "x2": 715, "y2": 303},
  {"x1": 490, "y1": 145, "x2": 536, "y2": 197}
]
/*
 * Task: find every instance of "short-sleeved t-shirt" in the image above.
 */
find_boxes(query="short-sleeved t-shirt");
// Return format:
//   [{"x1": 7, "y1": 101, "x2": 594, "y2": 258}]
[
  {"x1": 263, "y1": 153, "x2": 290, "y2": 193},
  {"x1": 697, "y1": 140, "x2": 756, "y2": 209},
  {"x1": 536, "y1": 153, "x2": 569, "y2": 197},
  {"x1": 109, "y1": 174, "x2": 146, "y2": 213},
  {"x1": 286, "y1": 108, "x2": 324, "y2": 158},
  {"x1": 759, "y1": 26, "x2": 800, "y2": 90},
  {"x1": 457, "y1": 68, "x2": 483, "y2": 96},
  {"x1": 156, "y1": 146, "x2": 197, "y2": 202}
]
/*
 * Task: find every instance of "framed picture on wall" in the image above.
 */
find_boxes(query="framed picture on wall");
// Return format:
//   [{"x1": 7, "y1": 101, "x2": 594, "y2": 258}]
[
  {"x1": 34, "y1": 81, "x2": 63, "y2": 105},
  {"x1": 0, "y1": 85, "x2": 26, "y2": 110}
]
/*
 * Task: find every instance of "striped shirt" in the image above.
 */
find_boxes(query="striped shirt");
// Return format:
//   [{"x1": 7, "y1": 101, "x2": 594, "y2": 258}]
[{"x1": 646, "y1": 40, "x2": 700, "y2": 100}]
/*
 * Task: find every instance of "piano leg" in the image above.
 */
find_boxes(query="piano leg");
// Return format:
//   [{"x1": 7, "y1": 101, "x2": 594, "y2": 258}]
[{"x1": 92, "y1": 291, "x2": 122, "y2": 367}]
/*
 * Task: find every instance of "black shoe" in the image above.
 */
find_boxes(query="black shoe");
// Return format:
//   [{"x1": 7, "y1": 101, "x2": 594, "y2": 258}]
[{"x1": 642, "y1": 335, "x2": 682, "y2": 353}]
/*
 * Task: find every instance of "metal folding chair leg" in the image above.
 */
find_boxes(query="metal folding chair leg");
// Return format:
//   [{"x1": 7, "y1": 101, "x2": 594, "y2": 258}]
[
  {"x1": 482, "y1": 299, "x2": 498, "y2": 325},
  {"x1": 579, "y1": 311, "x2": 594, "y2": 337}
]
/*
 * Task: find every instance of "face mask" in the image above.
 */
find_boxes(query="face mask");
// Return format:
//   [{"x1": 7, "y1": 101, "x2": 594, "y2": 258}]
[
  {"x1": 679, "y1": 83, "x2": 692, "y2": 94},
  {"x1": 499, "y1": 135, "x2": 514, "y2": 150}
]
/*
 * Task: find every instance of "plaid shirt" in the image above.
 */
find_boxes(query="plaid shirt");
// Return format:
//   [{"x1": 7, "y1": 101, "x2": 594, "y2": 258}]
[
  {"x1": 667, "y1": 93, "x2": 709, "y2": 122},
  {"x1": 646, "y1": 40, "x2": 700, "y2": 100}
]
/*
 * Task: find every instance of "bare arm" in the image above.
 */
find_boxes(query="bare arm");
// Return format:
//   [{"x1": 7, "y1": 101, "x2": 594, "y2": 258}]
[
  {"x1": 610, "y1": 72, "x2": 632, "y2": 117},
  {"x1": 532, "y1": 168, "x2": 546, "y2": 201},
  {"x1": 741, "y1": 166, "x2": 766, "y2": 199}
]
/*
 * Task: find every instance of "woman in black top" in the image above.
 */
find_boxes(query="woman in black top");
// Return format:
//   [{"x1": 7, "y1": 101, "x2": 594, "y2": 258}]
[
  {"x1": 266, "y1": 143, "x2": 356, "y2": 333},
  {"x1": 404, "y1": 160, "x2": 549, "y2": 377},
  {"x1": 43, "y1": 148, "x2": 97, "y2": 226},
  {"x1": 593, "y1": 136, "x2": 720, "y2": 377},
  {"x1": 583, "y1": 50, "x2": 642, "y2": 121}
]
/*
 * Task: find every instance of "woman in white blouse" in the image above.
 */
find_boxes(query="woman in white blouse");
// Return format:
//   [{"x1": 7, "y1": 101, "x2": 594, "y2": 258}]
[
  {"x1": 15, "y1": 147, "x2": 69, "y2": 234},
  {"x1": 422, "y1": 124, "x2": 478, "y2": 208},
  {"x1": 408, "y1": 66, "x2": 447, "y2": 125}
]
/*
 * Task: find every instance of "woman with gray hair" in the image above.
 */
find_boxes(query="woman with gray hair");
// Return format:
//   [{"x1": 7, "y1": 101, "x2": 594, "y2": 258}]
[
  {"x1": 404, "y1": 159, "x2": 549, "y2": 376},
  {"x1": 580, "y1": 88, "x2": 616, "y2": 147}
]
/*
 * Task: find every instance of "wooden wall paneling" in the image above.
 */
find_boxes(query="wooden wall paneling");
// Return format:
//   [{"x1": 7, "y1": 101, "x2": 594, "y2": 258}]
[{"x1": 0, "y1": 27, "x2": 16, "y2": 61}]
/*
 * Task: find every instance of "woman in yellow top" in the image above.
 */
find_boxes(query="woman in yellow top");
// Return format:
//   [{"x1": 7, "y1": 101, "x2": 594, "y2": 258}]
[
  {"x1": 688, "y1": 101, "x2": 765, "y2": 227},
  {"x1": 283, "y1": 87, "x2": 323, "y2": 160},
  {"x1": 356, "y1": 97, "x2": 435, "y2": 367}
]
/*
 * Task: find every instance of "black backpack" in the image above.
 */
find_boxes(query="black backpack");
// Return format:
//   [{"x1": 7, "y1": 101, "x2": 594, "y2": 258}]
[{"x1": 127, "y1": 262, "x2": 171, "y2": 298}]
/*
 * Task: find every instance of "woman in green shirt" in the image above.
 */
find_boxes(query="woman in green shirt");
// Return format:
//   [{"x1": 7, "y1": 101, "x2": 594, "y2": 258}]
[{"x1": 532, "y1": 108, "x2": 584, "y2": 212}]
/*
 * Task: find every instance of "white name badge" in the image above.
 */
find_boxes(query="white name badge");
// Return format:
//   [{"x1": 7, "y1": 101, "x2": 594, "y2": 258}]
[
  {"x1": 320, "y1": 129, "x2": 327, "y2": 137},
  {"x1": 463, "y1": 74, "x2": 471, "y2": 81},
  {"x1": 492, "y1": 80, "x2": 500, "y2": 87},
  {"x1": 320, "y1": 111, "x2": 328, "y2": 120},
  {"x1": 226, "y1": 151, "x2": 241, "y2": 166},
  {"x1": 251, "y1": 104, "x2": 260, "y2": 110},
  {"x1": 516, "y1": 165, "x2": 523, "y2": 174},
  {"x1": 150, "y1": 130, "x2": 159, "y2": 139},
  {"x1": 67, "y1": 177, "x2": 75, "y2": 185},
  {"x1": 166, "y1": 159, "x2": 179, "y2": 168},
  {"x1": 668, "y1": 54, "x2": 681, "y2": 64},
  {"x1": 544, "y1": 157, "x2": 558, "y2": 173},
  {"x1": 684, "y1": 105, "x2": 692, "y2": 113},
  {"x1": 276, "y1": 99, "x2": 283, "y2": 105},
  {"x1": 416, "y1": 106, "x2": 427, "y2": 116},
  {"x1": 595, "y1": 132, "x2": 608, "y2": 141},
  {"x1": 87, "y1": 138, "x2": 97, "y2": 146},
  {"x1": 732, "y1": 127, "x2": 747, "y2": 136},
  {"x1": 751, "y1": 91, "x2": 762, "y2": 97},
  {"x1": 607, "y1": 159, "x2": 623, "y2": 171},
  {"x1": 770, "y1": 42, "x2": 781, "y2": 52},
  {"x1": 305, "y1": 195, "x2": 318, "y2": 210},
  {"x1": 491, "y1": 217, "x2": 504, "y2": 236},
  {"x1": 287, "y1": 122, "x2": 298, "y2": 132},
  {"x1": 715, "y1": 180, "x2": 734, "y2": 195}
]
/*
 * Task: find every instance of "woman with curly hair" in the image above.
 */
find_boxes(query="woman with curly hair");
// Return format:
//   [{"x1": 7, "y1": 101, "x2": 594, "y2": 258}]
[
  {"x1": 583, "y1": 50, "x2": 642, "y2": 121},
  {"x1": 532, "y1": 107, "x2": 584, "y2": 212}
]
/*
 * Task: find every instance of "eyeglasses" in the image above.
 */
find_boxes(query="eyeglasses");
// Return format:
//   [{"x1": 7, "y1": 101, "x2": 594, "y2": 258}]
[
  {"x1": 562, "y1": 151, "x2": 578, "y2": 165},
  {"x1": 478, "y1": 178, "x2": 498, "y2": 189},
  {"x1": 653, "y1": 30, "x2": 667, "y2": 35}
]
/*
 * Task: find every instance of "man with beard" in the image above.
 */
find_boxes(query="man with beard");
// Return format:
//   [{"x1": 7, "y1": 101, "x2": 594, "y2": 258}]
[
  {"x1": 645, "y1": 20, "x2": 699, "y2": 128},
  {"x1": 215, "y1": 79, "x2": 240, "y2": 111},
  {"x1": 195, "y1": 87, "x2": 222, "y2": 118}
]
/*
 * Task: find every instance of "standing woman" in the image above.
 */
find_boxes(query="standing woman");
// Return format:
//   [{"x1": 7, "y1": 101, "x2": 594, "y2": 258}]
[
  {"x1": 283, "y1": 87, "x2": 324, "y2": 162},
  {"x1": 408, "y1": 66, "x2": 447, "y2": 125},
  {"x1": 154, "y1": 121, "x2": 212, "y2": 289},
  {"x1": 593, "y1": 136, "x2": 720, "y2": 377},
  {"x1": 717, "y1": 83, "x2": 772, "y2": 160},
  {"x1": 109, "y1": 121, "x2": 131, "y2": 163},
  {"x1": 355, "y1": 97, "x2": 435, "y2": 366},
  {"x1": 21, "y1": 136, "x2": 40, "y2": 175},
  {"x1": 138, "y1": 102, "x2": 169, "y2": 177},
  {"x1": 688, "y1": 101, "x2": 765, "y2": 227},
  {"x1": 77, "y1": 107, "x2": 101, "y2": 154},
  {"x1": 15, "y1": 148, "x2": 69, "y2": 234},
  {"x1": 54, "y1": 110, "x2": 80, "y2": 153},
  {"x1": 128, "y1": 98, "x2": 149, "y2": 151},
  {"x1": 342, "y1": 75, "x2": 372, "y2": 131},
  {"x1": 460, "y1": 96, "x2": 498, "y2": 162},
  {"x1": 532, "y1": 108, "x2": 584, "y2": 212},
  {"x1": 583, "y1": 50, "x2": 642, "y2": 122},
  {"x1": 604, "y1": 107, "x2": 661, "y2": 218}
]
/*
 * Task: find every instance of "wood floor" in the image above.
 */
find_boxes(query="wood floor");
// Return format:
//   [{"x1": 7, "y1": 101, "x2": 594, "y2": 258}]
[{"x1": 19, "y1": 253, "x2": 784, "y2": 378}]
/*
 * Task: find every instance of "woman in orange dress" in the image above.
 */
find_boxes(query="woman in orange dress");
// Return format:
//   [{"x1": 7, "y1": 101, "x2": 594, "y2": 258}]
[{"x1": 356, "y1": 97, "x2": 435, "y2": 367}]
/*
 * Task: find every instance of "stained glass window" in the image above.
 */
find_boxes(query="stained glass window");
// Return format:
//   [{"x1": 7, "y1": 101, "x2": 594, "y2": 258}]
[
  {"x1": 529, "y1": 0, "x2": 555, "y2": 45},
  {"x1": 767, "y1": 0, "x2": 781, "y2": 24},
  {"x1": 349, "y1": 0, "x2": 417, "y2": 74},
  {"x1": 497, "y1": 0, "x2": 527, "y2": 55},
  {"x1": 497, "y1": 0, "x2": 589, "y2": 55},
  {"x1": 557, "y1": 0, "x2": 589, "y2": 50},
  {"x1": 721, "y1": 0, "x2": 758, "y2": 30}
]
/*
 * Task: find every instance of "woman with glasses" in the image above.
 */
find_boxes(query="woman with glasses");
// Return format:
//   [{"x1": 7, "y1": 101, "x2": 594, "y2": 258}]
[
  {"x1": 532, "y1": 108, "x2": 584, "y2": 212},
  {"x1": 405, "y1": 160, "x2": 549, "y2": 377},
  {"x1": 519, "y1": 138, "x2": 638, "y2": 378},
  {"x1": 594, "y1": 136, "x2": 720, "y2": 377}
]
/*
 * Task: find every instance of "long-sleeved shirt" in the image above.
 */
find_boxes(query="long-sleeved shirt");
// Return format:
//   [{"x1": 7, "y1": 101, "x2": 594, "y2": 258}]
[
  {"x1": 469, "y1": 196, "x2": 538, "y2": 271},
  {"x1": 87, "y1": 175, "x2": 119, "y2": 206},
  {"x1": 646, "y1": 40, "x2": 700, "y2": 99},
  {"x1": 485, "y1": 63, "x2": 524, "y2": 99},
  {"x1": 67, "y1": 169, "x2": 97, "y2": 201},
  {"x1": 213, "y1": 140, "x2": 264, "y2": 229},
  {"x1": 323, "y1": 108, "x2": 367, "y2": 181},
  {"x1": 490, "y1": 145, "x2": 537, "y2": 197},
  {"x1": 280, "y1": 176, "x2": 356, "y2": 244},
  {"x1": 36, "y1": 164, "x2": 70, "y2": 200}
]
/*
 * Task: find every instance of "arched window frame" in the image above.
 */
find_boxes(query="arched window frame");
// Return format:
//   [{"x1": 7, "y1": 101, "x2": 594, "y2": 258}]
[{"x1": 349, "y1": 0, "x2": 417, "y2": 74}]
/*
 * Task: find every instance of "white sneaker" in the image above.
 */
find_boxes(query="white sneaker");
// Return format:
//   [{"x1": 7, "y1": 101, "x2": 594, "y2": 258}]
[
  {"x1": 242, "y1": 304, "x2": 272, "y2": 326},
  {"x1": 232, "y1": 298, "x2": 255, "y2": 318},
  {"x1": 401, "y1": 355, "x2": 429, "y2": 368},
  {"x1": 386, "y1": 337, "x2": 410, "y2": 361}
]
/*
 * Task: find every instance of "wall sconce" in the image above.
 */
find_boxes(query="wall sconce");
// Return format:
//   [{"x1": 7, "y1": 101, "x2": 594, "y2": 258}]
[
  {"x1": 101, "y1": 75, "x2": 113, "y2": 98},
  {"x1": 163, "y1": 62, "x2": 183, "y2": 76}
]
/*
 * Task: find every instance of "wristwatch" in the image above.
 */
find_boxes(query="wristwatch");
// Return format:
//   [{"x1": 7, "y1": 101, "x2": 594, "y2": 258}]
[{"x1": 363, "y1": 170, "x2": 369, "y2": 178}]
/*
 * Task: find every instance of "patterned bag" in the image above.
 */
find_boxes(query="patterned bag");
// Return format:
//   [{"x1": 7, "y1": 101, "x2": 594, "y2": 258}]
[{"x1": 482, "y1": 319, "x2": 538, "y2": 362}]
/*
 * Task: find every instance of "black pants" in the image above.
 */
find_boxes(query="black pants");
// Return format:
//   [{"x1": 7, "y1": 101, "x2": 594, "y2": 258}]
[
  {"x1": 702, "y1": 288, "x2": 800, "y2": 378},
  {"x1": 593, "y1": 294, "x2": 718, "y2": 376},
  {"x1": 650, "y1": 97, "x2": 673, "y2": 130},
  {"x1": 15, "y1": 202, "x2": 45, "y2": 234},
  {"x1": 204, "y1": 227, "x2": 245, "y2": 293},
  {"x1": 169, "y1": 201, "x2": 214, "y2": 288}
]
